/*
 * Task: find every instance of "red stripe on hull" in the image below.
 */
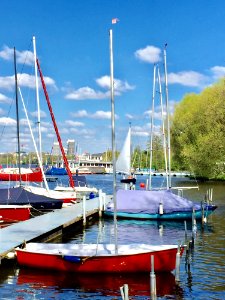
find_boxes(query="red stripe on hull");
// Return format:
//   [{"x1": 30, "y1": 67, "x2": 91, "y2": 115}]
[
  {"x1": 16, "y1": 247, "x2": 178, "y2": 273},
  {"x1": 0, "y1": 207, "x2": 30, "y2": 223},
  {"x1": 0, "y1": 169, "x2": 43, "y2": 182}
]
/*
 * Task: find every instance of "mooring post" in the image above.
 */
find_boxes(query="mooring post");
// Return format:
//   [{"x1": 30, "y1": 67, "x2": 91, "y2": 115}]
[
  {"x1": 175, "y1": 244, "x2": 181, "y2": 282},
  {"x1": 98, "y1": 189, "x2": 103, "y2": 217},
  {"x1": 150, "y1": 255, "x2": 157, "y2": 299},
  {"x1": 184, "y1": 220, "x2": 187, "y2": 241},
  {"x1": 201, "y1": 200, "x2": 205, "y2": 226},
  {"x1": 185, "y1": 242, "x2": 191, "y2": 272},
  {"x1": 192, "y1": 208, "x2": 197, "y2": 243},
  {"x1": 102, "y1": 192, "x2": 106, "y2": 210},
  {"x1": 82, "y1": 195, "x2": 86, "y2": 226},
  {"x1": 120, "y1": 284, "x2": 129, "y2": 300}
]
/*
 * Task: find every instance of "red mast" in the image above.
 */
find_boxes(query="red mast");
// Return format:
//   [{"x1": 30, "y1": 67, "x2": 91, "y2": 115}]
[{"x1": 36, "y1": 58, "x2": 75, "y2": 188}]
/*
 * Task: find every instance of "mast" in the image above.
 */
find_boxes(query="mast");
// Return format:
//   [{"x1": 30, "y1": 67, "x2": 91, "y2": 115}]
[
  {"x1": 109, "y1": 28, "x2": 118, "y2": 254},
  {"x1": 32, "y1": 36, "x2": 42, "y2": 167},
  {"x1": 157, "y1": 66, "x2": 169, "y2": 189},
  {"x1": 36, "y1": 58, "x2": 75, "y2": 188},
  {"x1": 163, "y1": 44, "x2": 171, "y2": 188},
  {"x1": 149, "y1": 64, "x2": 156, "y2": 190},
  {"x1": 13, "y1": 47, "x2": 21, "y2": 185}
]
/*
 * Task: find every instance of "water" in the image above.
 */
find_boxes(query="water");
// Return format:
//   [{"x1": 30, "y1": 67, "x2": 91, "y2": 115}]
[{"x1": 0, "y1": 175, "x2": 224, "y2": 299}]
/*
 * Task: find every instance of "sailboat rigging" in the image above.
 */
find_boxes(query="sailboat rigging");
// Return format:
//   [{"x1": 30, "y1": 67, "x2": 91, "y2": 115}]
[
  {"x1": 0, "y1": 48, "x2": 63, "y2": 212},
  {"x1": 104, "y1": 44, "x2": 217, "y2": 221},
  {"x1": 15, "y1": 30, "x2": 183, "y2": 273}
]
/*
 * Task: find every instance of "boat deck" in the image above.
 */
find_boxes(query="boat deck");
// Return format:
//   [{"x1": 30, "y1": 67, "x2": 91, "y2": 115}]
[{"x1": 0, "y1": 195, "x2": 112, "y2": 260}]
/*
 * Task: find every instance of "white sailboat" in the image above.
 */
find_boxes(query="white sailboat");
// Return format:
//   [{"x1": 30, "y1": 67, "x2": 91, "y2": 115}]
[{"x1": 116, "y1": 125, "x2": 136, "y2": 185}]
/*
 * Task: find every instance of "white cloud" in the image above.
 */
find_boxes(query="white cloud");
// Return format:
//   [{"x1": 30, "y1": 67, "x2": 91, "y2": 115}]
[
  {"x1": 96, "y1": 75, "x2": 135, "y2": 93},
  {"x1": 0, "y1": 93, "x2": 12, "y2": 104},
  {"x1": 71, "y1": 110, "x2": 88, "y2": 117},
  {"x1": 125, "y1": 113, "x2": 134, "y2": 119},
  {"x1": 65, "y1": 120, "x2": 84, "y2": 127},
  {"x1": 210, "y1": 66, "x2": 225, "y2": 80},
  {"x1": 30, "y1": 110, "x2": 47, "y2": 118},
  {"x1": 65, "y1": 86, "x2": 108, "y2": 100},
  {"x1": 135, "y1": 45, "x2": 161, "y2": 64},
  {"x1": 0, "y1": 73, "x2": 57, "y2": 91},
  {"x1": 65, "y1": 76, "x2": 134, "y2": 100},
  {"x1": 71, "y1": 110, "x2": 117, "y2": 120},
  {"x1": 167, "y1": 71, "x2": 208, "y2": 87},
  {"x1": 0, "y1": 117, "x2": 16, "y2": 126},
  {"x1": 0, "y1": 46, "x2": 34, "y2": 65}
]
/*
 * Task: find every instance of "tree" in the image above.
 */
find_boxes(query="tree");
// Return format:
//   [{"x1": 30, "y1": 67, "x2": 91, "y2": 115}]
[{"x1": 171, "y1": 79, "x2": 225, "y2": 179}]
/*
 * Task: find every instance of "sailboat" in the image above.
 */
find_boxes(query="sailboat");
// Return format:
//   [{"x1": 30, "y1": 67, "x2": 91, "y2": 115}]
[
  {"x1": 21, "y1": 37, "x2": 98, "y2": 203},
  {"x1": 15, "y1": 29, "x2": 184, "y2": 273},
  {"x1": 0, "y1": 47, "x2": 63, "y2": 213},
  {"x1": 104, "y1": 45, "x2": 218, "y2": 221},
  {"x1": 0, "y1": 167, "x2": 42, "y2": 182},
  {"x1": 116, "y1": 125, "x2": 136, "y2": 185}
]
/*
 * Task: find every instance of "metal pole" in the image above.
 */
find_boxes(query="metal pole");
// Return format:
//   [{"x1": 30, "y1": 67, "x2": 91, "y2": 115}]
[
  {"x1": 109, "y1": 28, "x2": 118, "y2": 254},
  {"x1": 149, "y1": 64, "x2": 156, "y2": 190},
  {"x1": 163, "y1": 44, "x2": 171, "y2": 188},
  {"x1": 13, "y1": 47, "x2": 21, "y2": 186},
  {"x1": 32, "y1": 36, "x2": 42, "y2": 168},
  {"x1": 157, "y1": 66, "x2": 169, "y2": 189}
]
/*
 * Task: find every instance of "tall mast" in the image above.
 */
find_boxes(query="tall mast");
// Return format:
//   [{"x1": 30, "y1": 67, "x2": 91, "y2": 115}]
[
  {"x1": 109, "y1": 28, "x2": 118, "y2": 254},
  {"x1": 163, "y1": 44, "x2": 171, "y2": 188},
  {"x1": 157, "y1": 66, "x2": 169, "y2": 189},
  {"x1": 13, "y1": 47, "x2": 21, "y2": 185},
  {"x1": 36, "y1": 58, "x2": 75, "y2": 188},
  {"x1": 149, "y1": 64, "x2": 156, "y2": 190},
  {"x1": 32, "y1": 36, "x2": 42, "y2": 167}
]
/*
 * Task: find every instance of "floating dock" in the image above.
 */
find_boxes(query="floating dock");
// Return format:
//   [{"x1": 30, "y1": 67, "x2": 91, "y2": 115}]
[{"x1": 0, "y1": 194, "x2": 112, "y2": 261}]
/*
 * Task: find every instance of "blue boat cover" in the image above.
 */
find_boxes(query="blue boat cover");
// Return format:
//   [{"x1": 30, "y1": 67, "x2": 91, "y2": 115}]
[
  {"x1": 106, "y1": 189, "x2": 201, "y2": 214},
  {"x1": 0, "y1": 187, "x2": 63, "y2": 209},
  {"x1": 45, "y1": 167, "x2": 67, "y2": 175}
]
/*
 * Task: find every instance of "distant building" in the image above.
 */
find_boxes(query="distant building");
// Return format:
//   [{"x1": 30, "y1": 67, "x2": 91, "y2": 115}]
[
  {"x1": 52, "y1": 142, "x2": 60, "y2": 156},
  {"x1": 67, "y1": 139, "x2": 75, "y2": 155}
]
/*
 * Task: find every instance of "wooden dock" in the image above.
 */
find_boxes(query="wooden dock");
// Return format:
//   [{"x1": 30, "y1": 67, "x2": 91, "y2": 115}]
[{"x1": 0, "y1": 194, "x2": 112, "y2": 260}]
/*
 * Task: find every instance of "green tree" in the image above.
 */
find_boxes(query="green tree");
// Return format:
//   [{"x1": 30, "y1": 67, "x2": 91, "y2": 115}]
[{"x1": 171, "y1": 79, "x2": 225, "y2": 179}]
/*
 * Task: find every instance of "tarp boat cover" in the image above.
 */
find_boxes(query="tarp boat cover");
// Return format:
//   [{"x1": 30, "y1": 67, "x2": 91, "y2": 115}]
[
  {"x1": 0, "y1": 187, "x2": 63, "y2": 209},
  {"x1": 106, "y1": 189, "x2": 201, "y2": 214}
]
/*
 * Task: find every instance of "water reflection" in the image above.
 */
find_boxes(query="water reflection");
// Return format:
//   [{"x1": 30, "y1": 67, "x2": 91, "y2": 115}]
[{"x1": 17, "y1": 268, "x2": 184, "y2": 298}]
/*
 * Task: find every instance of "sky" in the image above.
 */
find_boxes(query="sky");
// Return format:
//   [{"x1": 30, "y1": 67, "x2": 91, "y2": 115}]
[{"x1": 1, "y1": 0, "x2": 225, "y2": 156}]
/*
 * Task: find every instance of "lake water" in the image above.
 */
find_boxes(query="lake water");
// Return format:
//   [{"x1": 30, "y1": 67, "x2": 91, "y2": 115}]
[{"x1": 0, "y1": 175, "x2": 224, "y2": 299}]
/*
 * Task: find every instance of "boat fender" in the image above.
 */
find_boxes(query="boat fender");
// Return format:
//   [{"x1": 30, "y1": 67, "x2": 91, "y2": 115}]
[
  {"x1": 62, "y1": 255, "x2": 89, "y2": 264},
  {"x1": 159, "y1": 202, "x2": 164, "y2": 215}
]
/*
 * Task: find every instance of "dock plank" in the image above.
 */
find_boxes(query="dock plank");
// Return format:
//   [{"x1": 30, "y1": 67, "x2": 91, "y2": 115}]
[{"x1": 0, "y1": 195, "x2": 112, "y2": 259}]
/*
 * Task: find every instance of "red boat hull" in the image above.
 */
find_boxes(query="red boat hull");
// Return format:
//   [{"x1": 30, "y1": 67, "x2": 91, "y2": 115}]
[
  {"x1": 16, "y1": 246, "x2": 180, "y2": 273},
  {"x1": 0, "y1": 206, "x2": 30, "y2": 223},
  {"x1": 0, "y1": 169, "x2": 43, "y2": 182}
]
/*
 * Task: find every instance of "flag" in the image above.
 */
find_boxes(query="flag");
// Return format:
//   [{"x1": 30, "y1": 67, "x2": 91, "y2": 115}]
[{"x1": 112, "y1": 18, "x2": 119, "y2": 24}]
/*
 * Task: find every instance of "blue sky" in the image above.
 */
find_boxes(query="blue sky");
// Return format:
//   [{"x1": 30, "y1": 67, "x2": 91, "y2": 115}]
[{"x1": 0, "y1": 0, "x2": 225, "y2": 155}]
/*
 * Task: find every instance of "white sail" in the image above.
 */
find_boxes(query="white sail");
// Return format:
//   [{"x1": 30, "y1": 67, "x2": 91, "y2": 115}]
[{"x1": 116, "y1": 127, "x2": 131, "y2": 175}]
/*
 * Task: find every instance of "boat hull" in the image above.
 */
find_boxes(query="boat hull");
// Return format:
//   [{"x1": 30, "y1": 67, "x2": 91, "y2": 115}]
[
  {"x1": 0, "y1": 205, "x2": 30, "y2": 223},
  {"x1": 104, "y1": 205, "x2": 217, "y2": 220},
  {"x1": 16, "y1": 243, "x2": 181, "y2": 273},
  {"x1": 0, "y1": 168, "x2": 42, "y2": 182}
]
